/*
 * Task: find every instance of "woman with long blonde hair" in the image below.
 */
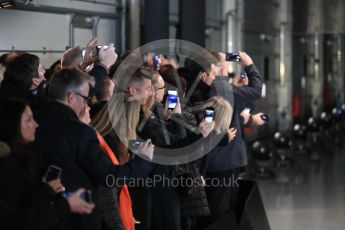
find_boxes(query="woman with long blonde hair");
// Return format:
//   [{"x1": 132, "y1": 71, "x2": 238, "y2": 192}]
[
  {"x1": 90, "y1": 92, "x2": 154, "y2": 230},
  {"x1": 91, "y1": 92, "x2": 142, "y2": 163}
]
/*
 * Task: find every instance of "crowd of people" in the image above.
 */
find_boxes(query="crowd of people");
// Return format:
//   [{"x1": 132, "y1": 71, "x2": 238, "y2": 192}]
[{"x1": 0, "y1": 38, "x2": 267, "y2": 230}]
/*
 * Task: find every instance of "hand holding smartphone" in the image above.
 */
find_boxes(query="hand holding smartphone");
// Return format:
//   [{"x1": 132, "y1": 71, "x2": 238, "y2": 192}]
[
  {"x1": 260, "y1": 114, "x2": 270, "y2": 122},
  {"x1": 225, "y1": 52, "x2": 240, "y2": 62},
  {"x1": 128, "y1": 139, "x2": 142, "y2": 150},
  {"x1": 81, "y1": 190, "x2": 92, "y2": 203},
  {"x1": 167, "y1": 90, "x2": 178, "y2": 109},
  {"x1": 44, "y1": 165, "x2": 62, "y2": 182},
  {"x1": 204, "y1": 107, "x2": 215, "y2": 123}
]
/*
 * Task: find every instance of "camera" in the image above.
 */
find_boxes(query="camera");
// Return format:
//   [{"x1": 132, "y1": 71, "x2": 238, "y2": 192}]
[
  {"x1": 204, "y1": 107, "x2": 215, "y2": 123},
  {"x1": 44, "y1": 165, "x2": 62, "y2": 182},
  {"x1": 167, "y1": 90, "x2": 178, "y2": 109},
  {"x1": 226, "y1": 52, "x2": 240, "y2": 62}
]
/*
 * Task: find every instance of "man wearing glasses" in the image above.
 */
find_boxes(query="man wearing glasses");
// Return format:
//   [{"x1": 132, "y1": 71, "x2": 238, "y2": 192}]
[{"x1": 34, "y1": 68, "x2": 153, "y2": 230}]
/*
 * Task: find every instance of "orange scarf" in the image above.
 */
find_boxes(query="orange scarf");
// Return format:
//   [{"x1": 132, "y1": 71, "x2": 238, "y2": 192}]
[{"x1": 96, "y1": 132, "x2": 135, "y2": 230}]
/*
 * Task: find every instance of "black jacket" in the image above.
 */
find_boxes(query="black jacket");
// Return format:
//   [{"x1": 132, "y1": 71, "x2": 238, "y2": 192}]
[
  {"x1": 187, "y1": 79, "x2": 211, "y2": 106},
  {"x1": 0, "y1": 142, "x2": 70, "y2": 230},
  {"x1": 206, "y1": 64, "x2": 263, "y2": 172},
  {"x1": 88, "y1": 64, "x2": 109, "y2": 97},
  {"x1": 34, "y1": 101, "x2": 152, "y2": 230},
  {"x1": 90, "y1": 100, "x2": 107, "y2": 120},
  {"x1": 0, "y1": 79, "x2": 46, "y2": 110}
]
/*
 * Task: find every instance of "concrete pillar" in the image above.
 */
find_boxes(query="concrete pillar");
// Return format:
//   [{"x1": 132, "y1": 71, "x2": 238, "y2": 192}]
[
  {"x1": 223, "y1": 0, "x2": 243, "y2": 74},
  {"x1": 335, "y1": 34, "x2": 345, "y2": 106},
  {"x1": 306, "y1": 0, "x2": 324, "y2": 117},
  {"x1": 126, "y1": 0, "x2": 140, "y2": 49},
  {"x1": 276, "y1": 0, "x2": 293, "y2": 130}
]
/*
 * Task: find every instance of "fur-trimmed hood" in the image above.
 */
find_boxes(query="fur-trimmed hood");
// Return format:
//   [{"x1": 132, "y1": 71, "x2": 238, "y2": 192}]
[{"x1": 0, "y1": 141, "x2": 11, "y2": 158}]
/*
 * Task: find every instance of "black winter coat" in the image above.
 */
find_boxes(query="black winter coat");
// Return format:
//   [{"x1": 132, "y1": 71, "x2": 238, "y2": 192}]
[
  {"x1": 206, "y1": 64, "x2": 263, "y2": 172},
  {"x1": 34, "y1": 101, "x2": 152, "y2": 230},
  {"x1": 0, "y1": 142, "x2": 70, "y2": 230}
]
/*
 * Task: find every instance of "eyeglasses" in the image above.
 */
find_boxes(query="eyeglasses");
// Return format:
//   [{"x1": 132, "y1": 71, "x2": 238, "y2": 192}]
[{"x1": 74, "y1": 92, "x2": 92, "y2": 104}]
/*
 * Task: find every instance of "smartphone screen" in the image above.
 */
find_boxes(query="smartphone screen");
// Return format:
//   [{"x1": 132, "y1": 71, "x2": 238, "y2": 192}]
[
  {"x1": 129, "y1": 139, "x2": 142, "y2": 148},
  {"x1": 44, "y1": 165, "x2": 62, "y2": 182},
  {"x1": 242, "y1": 107, "x2": 251, "y2": 115},
  {"x1": 95, "y1": 45, "x2": 109, "y2": 55},
  {"x1": 167, "y1": 90, "x2": 177, "y2": 109},
  {"x1": 205, "y1": 107, "x2": 214, "y2": 123},
  {"x1": 152, "y1": 54, "x2": 161, "y2": 70},
  {"x1": 81, "y1": 49, "x2": 86, "y2": 60}
]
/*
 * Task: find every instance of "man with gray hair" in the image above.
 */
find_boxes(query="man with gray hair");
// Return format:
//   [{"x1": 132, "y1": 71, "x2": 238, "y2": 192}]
[{"x1": 34, "y1": 68, "x2": 154, "y2": 230}]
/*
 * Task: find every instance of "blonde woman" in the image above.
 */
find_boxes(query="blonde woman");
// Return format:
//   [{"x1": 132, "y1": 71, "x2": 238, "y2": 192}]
[
  {"x1": 197, "y1": 96, "x2": 233, "y2": 135},
  {"x1": 91, "y1": 92, "x2": 153, "y2": 163},
  {"x1": 90, "y1": 92, "x2": 154, "y2": 230}
]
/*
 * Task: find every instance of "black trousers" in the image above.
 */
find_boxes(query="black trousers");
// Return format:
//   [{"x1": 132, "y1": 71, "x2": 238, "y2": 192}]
[
  {"x1": 151, "y1": 186, "x2": 181, "y2": 230},
  {"x1": 128, "y1": 187, "x2": 151, "y2": 230},
  {"x1": 196, "y1": 168, "x2": 240, "y2": 230}
]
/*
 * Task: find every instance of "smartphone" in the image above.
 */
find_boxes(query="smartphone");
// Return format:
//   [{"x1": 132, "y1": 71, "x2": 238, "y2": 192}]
[
  {"x1": 128, "y1": 139, "x2": 142, "y2": 152},
  {"x1": 240, "y1": 72, "x2": 247, "y2": 79},
  {"x1": 44, "y1": 165, "x2": 62, "y2": 182},
  {"x1": 81, "y1": 190, "x2": 92, "y2": 203},
  {"x1": 95, "y1": 45, "x2": 109, "y2": 55},
  {"x1": 129, "y1": 139, "x2": 142, "y2": 148},
  {"x1": 260, "y1": 114, "x2": 270, "y2": 122},
  {"x1": 226, "y1": 52, "x2": 240, "y2": 62},
  {"x1": 242, "y1": 107, "x2": 251, "y2": 115},
  {"x1": 152, "y1": 54, "x2": 161, "y2": 70},
  {"x1": 204, "y1": 107, "x2": 215, "y2": 123},
  {"x1": 81, "y1": 49, "x2": 86, "y2": 60},
  {"x1": 167, "y1": 90, "x2": 177, "y2": 109}
]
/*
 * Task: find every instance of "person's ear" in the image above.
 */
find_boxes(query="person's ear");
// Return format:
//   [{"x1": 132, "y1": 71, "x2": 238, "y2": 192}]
[
  {"x1": 200, "y1": 72, "x2": 207, "y2": 82},
  {"x1": 32, "y1": 77, "x2": 41, "y2": 87},
  {"x1": 67, "y1": 92, "x2": 75, "y2": 104},
  {"x1": 128, "y1": 86, "x2": 136, "y2": 95}
]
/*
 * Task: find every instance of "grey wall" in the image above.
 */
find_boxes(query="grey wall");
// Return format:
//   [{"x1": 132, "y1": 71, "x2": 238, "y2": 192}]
[{"x1": 0, "y1": 1, "x2": 117, "y2": 67}]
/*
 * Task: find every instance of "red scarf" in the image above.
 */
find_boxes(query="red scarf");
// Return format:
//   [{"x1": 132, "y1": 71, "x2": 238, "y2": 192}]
[{"x1": 96, "y1": 132, "x2": 135, "y2": 230}]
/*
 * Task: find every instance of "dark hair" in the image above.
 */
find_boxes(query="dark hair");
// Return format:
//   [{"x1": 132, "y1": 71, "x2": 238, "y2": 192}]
[
  {"x1": 159, "y1": 65, "x2": 187, "y2": 93},
  {"x1": 45, "y1": 59, "x2": 61, "y2": 81},
  {"x1": 3, "y1": 53, "x2": 40, "y2": 90},
  {"x1": 184, "y1": 51, "x2": 217, "y2": 87},
  {"x1": 48, "y1": 68, "x2": 94, "y2": 101},
  {"x1": 0, "y1": 98, "x2": 29, "y2": 153},
  {"x1": 0, "y1": 98, "x2": 40, "y2": 178},
  {"x1": 95, "y1": 78, "x2": 114, "y2": 100},
  {"x1": 0, "y1": 53, "x2": 8, "y2": 66}
]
